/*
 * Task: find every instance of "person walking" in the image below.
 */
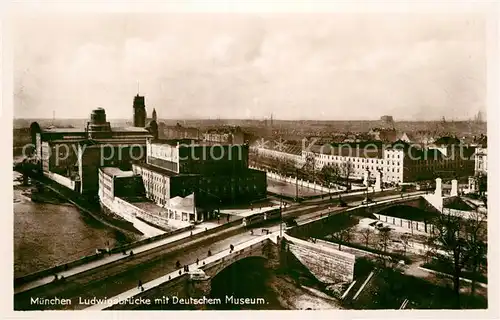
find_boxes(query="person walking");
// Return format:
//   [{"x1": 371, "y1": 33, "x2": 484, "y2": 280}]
[
  {"x1": 208, "y1": 250, "x2": 212, "y2": 257},
  {"x1": 176, "y1": 260, "x2": 181, "y2": 268},
  {"x1": 138, "y1": 280, "x2": 142, "y2": 289},
  {"x1": 196, "y1": 258, "x2": 199, "y2": 265}
]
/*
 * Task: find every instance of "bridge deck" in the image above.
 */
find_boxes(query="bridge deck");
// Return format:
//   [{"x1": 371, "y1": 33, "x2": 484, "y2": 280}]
[{"x1": 86, "y1": 234, "x2": 277, "y2": 310}]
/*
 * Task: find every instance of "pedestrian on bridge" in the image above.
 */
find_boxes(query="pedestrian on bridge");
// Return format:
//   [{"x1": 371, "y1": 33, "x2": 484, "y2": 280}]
[
  {"x1": 196, "y1": 258, "x2": 199, "y2": 265},
  {"x1": 208, "y1": 250, "x2": 212, "y2": 257},
  {"x1": 138, "y1": 280, "x2": 142, "y2": 289},
  {"x1": 230, "y1": 244, "x2": 234, "y2": 253}
]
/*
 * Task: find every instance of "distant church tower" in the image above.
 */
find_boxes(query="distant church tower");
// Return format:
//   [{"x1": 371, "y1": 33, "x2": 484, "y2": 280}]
[
  {"x1": 152, "y1": 108, "x2": 157, "y2": 121},
  {"x1": 133, "y1": 94, "x2": 146, "y2": 127}
]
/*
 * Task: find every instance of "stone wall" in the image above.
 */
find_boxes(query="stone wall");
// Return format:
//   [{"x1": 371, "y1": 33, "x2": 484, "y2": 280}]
[
  {"x1": 284, "y1": 234, "x2": 355, "y2": 283},
  {"x1": 114, "y1": 197, "x2": 173, "y2": 229},
  {"x1": 45, "y1": 171, "x2": 75, "y2": 190},
  {"x1": 374, "y1": 213, "x2": 434, "y2": 234}
]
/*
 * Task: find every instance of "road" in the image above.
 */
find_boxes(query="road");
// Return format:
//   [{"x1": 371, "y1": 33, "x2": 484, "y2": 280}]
[{"x1": 14, "y1": 190, "x2": 427, "y2": 310}]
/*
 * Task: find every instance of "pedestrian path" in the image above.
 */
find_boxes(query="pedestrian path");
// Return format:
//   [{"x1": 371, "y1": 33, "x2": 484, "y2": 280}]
[
  {"x1": 14, "y1": 221, "x2": 221, "y2": 295},
  {"x1": 85, "y1": 233, "x2": 276, "y2": 310},
  {"x1": 221, "y1": 205, "x2": 280, "y2": 218}
]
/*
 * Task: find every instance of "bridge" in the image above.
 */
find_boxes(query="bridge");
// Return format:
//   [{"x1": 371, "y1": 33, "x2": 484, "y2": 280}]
[
  {"x1": 88, "y1": 234, "x2": 281, "y2": 310},
  {"x1": 14, "y1": 190, "x2": 428, "y2": 310}
]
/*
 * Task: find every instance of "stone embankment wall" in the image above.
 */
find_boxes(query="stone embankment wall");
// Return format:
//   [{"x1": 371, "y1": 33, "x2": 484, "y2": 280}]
[{"x1": 283, "y1": 234, "x2": 355, "y2": 283}]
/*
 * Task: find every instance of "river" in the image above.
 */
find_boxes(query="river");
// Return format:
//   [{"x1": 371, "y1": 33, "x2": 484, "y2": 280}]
[{"x1": 13, "y1": 171, "x2": 138, "y2": 278}]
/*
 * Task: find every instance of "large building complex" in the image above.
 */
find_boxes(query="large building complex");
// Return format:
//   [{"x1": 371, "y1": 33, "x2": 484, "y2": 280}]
[
  {"x1": 255, "y1": 138, "x2": 475, "y2": 185},
  {"x1": 30, "y1": 95, "x2": 158, "y2": 195},
  {"x1": 133, "y1": 139, "x2": 267, "y2": 211}
]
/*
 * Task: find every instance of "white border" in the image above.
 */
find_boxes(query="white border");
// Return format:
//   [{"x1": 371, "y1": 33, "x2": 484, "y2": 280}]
[{"x1": 1, "y1": 1, "x2": 499, "y2": 319}]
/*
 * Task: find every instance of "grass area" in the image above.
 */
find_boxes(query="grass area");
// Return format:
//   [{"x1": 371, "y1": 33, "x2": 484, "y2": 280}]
[
  {"x1": 353, "y1": 268, "x2": 487, "y2": 309},
  {"x1": 422, "y1": 259, "x2": 487, "y2": 284}
]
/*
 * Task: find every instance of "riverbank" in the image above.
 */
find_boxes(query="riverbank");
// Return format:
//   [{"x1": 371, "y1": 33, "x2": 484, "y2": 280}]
[{"x1": 14, "y1": 167, "x2": 144, "y2": 237}]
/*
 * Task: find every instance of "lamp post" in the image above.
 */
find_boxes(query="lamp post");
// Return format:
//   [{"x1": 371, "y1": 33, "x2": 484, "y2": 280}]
[{"x1": 279, "y1": 194, "x2": 283, "y2": 238}]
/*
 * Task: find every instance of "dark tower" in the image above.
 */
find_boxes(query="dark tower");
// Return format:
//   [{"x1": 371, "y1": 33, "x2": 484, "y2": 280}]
[
  {"x1": 152, "y1": 108, "x2": 157, "y2": 121},
  {"x1": 133, "y1": 94, "x2": 146, "y2": 127}
]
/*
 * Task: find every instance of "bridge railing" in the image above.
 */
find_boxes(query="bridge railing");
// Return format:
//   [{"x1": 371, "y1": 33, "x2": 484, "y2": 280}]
[
  {"x1": 15, "y1": 216, "x2": 245, "y2": 288},
  {"x1": 13, "y1": 224, "x2": 194, "y2": 287},
  {"x1": 98, "y1": 235, "x2": 276, "y2": 310}
]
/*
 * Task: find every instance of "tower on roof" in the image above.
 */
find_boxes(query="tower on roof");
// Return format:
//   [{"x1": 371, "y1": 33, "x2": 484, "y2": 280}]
[
  {"x1": 133, "y1": 94, "x2": 146, "y2": 128},
  {"x1": 152, "y1": 108, "x2": 157, "y2": 121}
]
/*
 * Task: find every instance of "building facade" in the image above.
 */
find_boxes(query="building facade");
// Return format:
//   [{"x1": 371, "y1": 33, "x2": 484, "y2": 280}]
[
  {"x1": 132, "y1": 139, "x2": 267, "y2": 215},
  {"x1": 474, "y1": 147, "x2": 487, "y2": 176},
  {"x1": 302, "y1": 141, "x2": 474, "y2": 185}
]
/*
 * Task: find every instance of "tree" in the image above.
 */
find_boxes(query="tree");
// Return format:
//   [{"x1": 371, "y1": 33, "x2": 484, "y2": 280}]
[
  {"x1": 376, "y1": 227, "x2": 392, "y2": 267},
  {"x1": 340, "y1": 160, "x2": 354, "y2": 190},
  {"x1": 463, "y1": 209, "x2": 487, "y2": 296},
  {"x1": 400, "y1": 234, "x2": 411, "y2": 256},
  {"x1": 428, "y1": 208, "x2": 470, "y2": 308},
  {"x1": 331, "y1": 226, "x2": 354, "y2": 251},
  {"x1": 320, "y1": 164, "x2": 341, "y2": 189},
  {"x1": 302, "y1": 153, "x2": 317, "y2": 181},
  {"x1": 360, "y1": 228, "x2": 373, "y2": 247}
]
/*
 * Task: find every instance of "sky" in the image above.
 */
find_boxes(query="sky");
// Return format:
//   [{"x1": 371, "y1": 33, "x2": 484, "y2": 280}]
[{"x1": 12, "y1": 12, "x2": 487, "y2": 121}]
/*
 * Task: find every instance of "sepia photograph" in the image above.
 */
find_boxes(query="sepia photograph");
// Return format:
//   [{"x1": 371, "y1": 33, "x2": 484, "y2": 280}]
[{"x1": 6, "y1": 2, "x2": 496, "y2": 315}]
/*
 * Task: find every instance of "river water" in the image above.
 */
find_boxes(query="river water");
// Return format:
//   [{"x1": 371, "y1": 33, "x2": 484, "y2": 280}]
[{"x1": 13, "y1": 171, "x2": 136, "y2": 278}]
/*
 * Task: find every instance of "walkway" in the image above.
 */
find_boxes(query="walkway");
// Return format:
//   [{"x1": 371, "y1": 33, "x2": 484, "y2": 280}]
[
  {"x1": 15, "y1": 221, "x2": 221, "y2": 295},
  {"x1": 85, "y1": 233, "x2": 278, "y2": 310}
]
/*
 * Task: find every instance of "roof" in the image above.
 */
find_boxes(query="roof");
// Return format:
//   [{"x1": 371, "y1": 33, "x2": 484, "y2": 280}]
[
  {"x1": 112, "y1": 126, "x2": 150, "y2": 133},
  {"x1": 434, "y1": 136, "x2": 461, "y2": 146},
  {"x1": 100, "y1": 167, "x2": 136, "y2": 178},
  {"x1": 169, "y1": 194, "x2": 195, "y2": 211},
  {"x1": 377, "y1": 204, "x2": 439, "y2": 222},
  {"x1": 255, "y1": 142, "x2": 303, "y2": 155},
  {"x1": 443, "y1": 196, "x2": 476, "y2": 212},
  {"x1": 43, "y1": 127, "x2": 85, "y2": 133},
  {"x1": 134, "y1": 162, "x2": 179, "y2": 177}
]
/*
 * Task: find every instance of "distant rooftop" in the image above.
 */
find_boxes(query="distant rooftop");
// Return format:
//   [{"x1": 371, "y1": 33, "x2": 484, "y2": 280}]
[{"x1": 443, "y1": 196, "x2": 476, "y2": 212}]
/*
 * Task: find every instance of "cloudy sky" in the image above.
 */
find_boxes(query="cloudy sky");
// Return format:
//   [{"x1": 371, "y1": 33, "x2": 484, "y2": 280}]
[{"x1": 12, "y1": 12, "x2": 486, "y2": 120}]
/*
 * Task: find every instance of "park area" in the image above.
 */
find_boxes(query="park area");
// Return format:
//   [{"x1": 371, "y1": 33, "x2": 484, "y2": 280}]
[{"x1": 316, "y1": 208, "x2": 487, "y2": 309}]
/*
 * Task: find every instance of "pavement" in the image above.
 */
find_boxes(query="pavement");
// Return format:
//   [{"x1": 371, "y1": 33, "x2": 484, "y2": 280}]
[
  {"x1": 85, "y1": 232, "x2": 280, "y2": 310},
  {"x1": 15, "y1": 223, "x2": 284, "y2": 310}
]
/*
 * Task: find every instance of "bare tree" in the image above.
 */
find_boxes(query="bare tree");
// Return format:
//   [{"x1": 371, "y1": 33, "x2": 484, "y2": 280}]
[
  {"x1": 464, "y1": 209, "x2": 487, "y2": 296},
  {"x1": 376, "y1": 227, "x2": 392, "y2": 267},
  {"x1": 340, "y1": 160, "x2": 354, "y2": 190},
  {"x1": 400, "y1": 233, "x2": 411, "y2": 256},
  {"x1": 428, "y1": 208, "x2": 470, "y2": 308},
  {"x1": 331, "y1": 226, "x2": 354, "y2": 251},
  {"x1": 360, "y1": 228, "x2": 373, "y2": 247}
]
